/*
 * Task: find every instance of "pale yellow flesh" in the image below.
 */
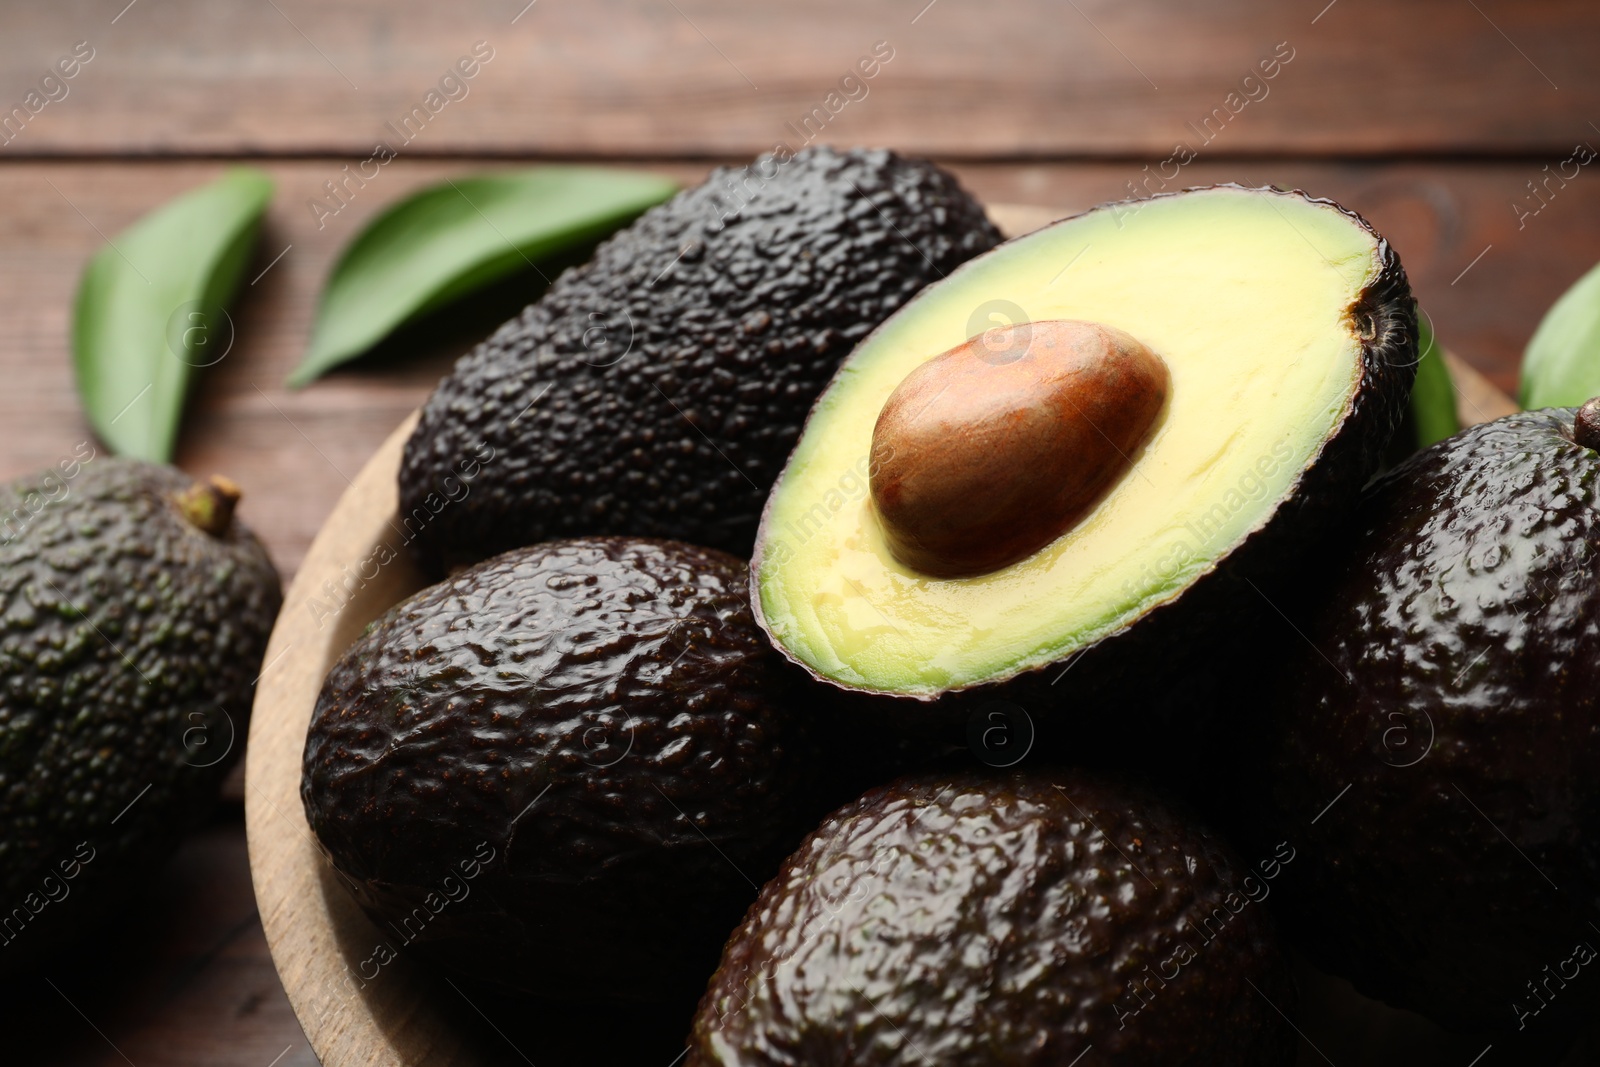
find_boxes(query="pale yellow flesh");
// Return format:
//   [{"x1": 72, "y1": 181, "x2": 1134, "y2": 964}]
[{"x1": 755, "y1": 188, "x2": 1382, "y2": 696}]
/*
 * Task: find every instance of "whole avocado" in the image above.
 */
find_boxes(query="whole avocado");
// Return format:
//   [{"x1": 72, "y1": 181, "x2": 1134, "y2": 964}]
[
  {"x1": 399, "y1": 146, "x2": 1002, "y2": 573},
  {"x1": 0, "y1": 457, "x2": 281, "y2": 976},
  {"x1": 1262, "y1": 405, "x2": 1600, "y2": 1045},
  {"x1": 689, "y1": 769, "x2": 1297, "y2": 1067},
  {"x1": 301, "y1": 537, "x2": 839, "y2": 1002}
]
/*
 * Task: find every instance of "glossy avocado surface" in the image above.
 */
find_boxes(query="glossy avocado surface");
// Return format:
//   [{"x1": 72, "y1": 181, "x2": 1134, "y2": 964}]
[
  {"x1": 689, "y1": 768, "x2": 1297, "y2": 1066},
  {"x1": 1263, "y1": 407, "x2": 1600, "y2": 1046},
  {"x1": 399, "y1": 146, "x2": 1002, "y2": 573},
  {"x1": 301, "y1": 537, "x2": 838, "y2": 1002},
  {"x1": 0, "y1": 458, "x2": 280, "y2": 977}
]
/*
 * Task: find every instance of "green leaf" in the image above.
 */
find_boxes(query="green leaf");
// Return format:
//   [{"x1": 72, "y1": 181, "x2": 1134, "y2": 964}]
[
  {"x1": 288, "y1": 167, "x2": 679, "y2": 388},
  {"x1": 1520, "y1": 260, "x2": 1600, "y2": 409},
  {"x1": 1412, "y1": 307, "x2": 1459, "y2": 448},
  {"x1": 73, "y1": 168, "x2": 274, "y2": 463}
]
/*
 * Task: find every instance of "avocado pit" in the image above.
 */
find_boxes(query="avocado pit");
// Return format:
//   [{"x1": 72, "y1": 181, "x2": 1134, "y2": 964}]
[{"x1": 869, "y1": 319, "x2": 1168, "y2": 578}]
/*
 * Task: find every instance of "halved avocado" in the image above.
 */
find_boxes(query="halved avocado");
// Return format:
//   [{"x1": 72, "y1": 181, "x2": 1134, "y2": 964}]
[{"x1": 751, "y1": 185, "x2": 1415, "y2": 703}]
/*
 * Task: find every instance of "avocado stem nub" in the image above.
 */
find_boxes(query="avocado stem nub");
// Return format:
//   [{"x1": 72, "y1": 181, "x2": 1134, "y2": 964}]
[
  {"x1": 869, "y1": 319, "x2": 1168, "y2": 578},
  {"x1": 1576, "y1": 399, "x2": 1600, "y2": 452},
  {"x1": 177, "y1": 475, "x2": 242, "y2": 537}
]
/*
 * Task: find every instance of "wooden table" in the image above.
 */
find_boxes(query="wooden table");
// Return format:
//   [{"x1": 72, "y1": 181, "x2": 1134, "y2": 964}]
[{"x1": 2, "y1": 2, "x2": 1597, "y2": 1063}]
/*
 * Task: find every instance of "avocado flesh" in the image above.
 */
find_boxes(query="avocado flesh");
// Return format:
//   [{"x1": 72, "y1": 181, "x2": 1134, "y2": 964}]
[{"x1": 758, "y1": 186, "x2": 1387, "y2": 697}]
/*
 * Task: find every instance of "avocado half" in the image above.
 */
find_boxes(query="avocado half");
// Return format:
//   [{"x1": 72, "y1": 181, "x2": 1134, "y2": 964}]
[{"x1": 751, "y1": 185, "x2": 1416, "y2": 705}]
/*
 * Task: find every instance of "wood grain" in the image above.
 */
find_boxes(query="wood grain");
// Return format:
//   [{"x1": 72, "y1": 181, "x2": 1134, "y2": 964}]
[
  {"x1": 0, "y1": 0, "x2": 1593, "y2": 159},
  {"x1": 244, "y1": 204, "x2": 1523, "y2": 1067}
]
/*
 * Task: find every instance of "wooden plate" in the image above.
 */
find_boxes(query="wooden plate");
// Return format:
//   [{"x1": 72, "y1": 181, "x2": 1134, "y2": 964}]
[{"x1": 244, "y1": 205, "x2": 1519, "y2": 1066}]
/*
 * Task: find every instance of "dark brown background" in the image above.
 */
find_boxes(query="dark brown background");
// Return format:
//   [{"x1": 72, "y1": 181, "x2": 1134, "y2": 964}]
[{"x1": 1, "y1": 1, "x2": 1597, "y2": 1063}]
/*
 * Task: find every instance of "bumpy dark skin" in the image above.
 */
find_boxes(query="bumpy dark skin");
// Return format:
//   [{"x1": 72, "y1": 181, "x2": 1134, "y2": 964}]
[
  {"x1": 688, "y1": 770, "x2": 1296, "y2": 1067},
  {"x1": 0, "y1": 458, "x2": 280, "y2": 978},
  {"x1": 1264, "y1": 408, "x2": 1600, "y2": 1040},
  {"x1": 302, "y1": 537, "x2": 834, "y2": 1002},
  {"x1": 400, "y1": 146, "x2": 1001, "y2": 573}
]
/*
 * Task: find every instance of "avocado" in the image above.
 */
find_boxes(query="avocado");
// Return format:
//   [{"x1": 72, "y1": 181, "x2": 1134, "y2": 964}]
[
  {"x1": 399, "y1": 147, "x2": 1001, "y2": 574},
  {"x1": 301, "y1": 537, "x2": 842, "y2": 1002},
  {"x1": 751, "y1": 185, "x2": 1416, "y2": 710},
  {"x1": 0, "y1": 458, "x2": 280, "y2": 976},
  {"x1": 688, "y1": 768, "x2": 1297, "y2": 1066},
  {"x1": 1260, "y1": 403, "x2": 1600, "y2": 1049}
]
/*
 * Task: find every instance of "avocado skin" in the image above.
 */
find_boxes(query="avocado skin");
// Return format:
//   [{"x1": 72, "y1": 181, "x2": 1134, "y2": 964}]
[
  {"x1": 399, "y1": 147, "x2": 1001, "y2": 574},
  {"x1": 0, "y1": 458, "x2": 280, "y2": 977},
  {"x1": 1262, "y1": 408, "x2": 1600, "y2": 1037},
  {"x1": 302, "y1": 537, "x2": 843, "y2": 1002},
  {"x1": 688, "y1": 768, "x2": 1296, "y2": 1067}
]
